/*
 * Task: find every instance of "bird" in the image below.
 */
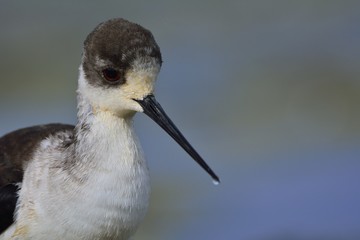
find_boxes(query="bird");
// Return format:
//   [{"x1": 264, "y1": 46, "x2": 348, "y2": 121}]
[{"x1": 0, "y1": 18, "x2": 219, "y2": 240}]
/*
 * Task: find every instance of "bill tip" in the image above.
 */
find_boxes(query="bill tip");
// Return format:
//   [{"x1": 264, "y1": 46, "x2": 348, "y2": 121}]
[{"x1": 212, "y1": 178, "x2": 220, "y2": 186}]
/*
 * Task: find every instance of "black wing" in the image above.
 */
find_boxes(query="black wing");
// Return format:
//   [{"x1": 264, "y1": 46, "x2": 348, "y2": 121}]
[
  {"x1": 0, "y1": 184, "x2": 19, "y2": 233},
  {"x1": 0, "y1": 123, "x2": 75, "y2": 234}
]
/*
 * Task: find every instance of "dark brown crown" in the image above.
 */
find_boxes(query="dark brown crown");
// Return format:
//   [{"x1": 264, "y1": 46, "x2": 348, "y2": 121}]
[{"x1": 82, "y1": 18, "x2": 162, "y2": 88}]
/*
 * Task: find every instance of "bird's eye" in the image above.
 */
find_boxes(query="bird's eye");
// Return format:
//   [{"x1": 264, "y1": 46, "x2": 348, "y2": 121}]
[{"x1": 102, "y1": 68, "x2": 121, "y2": 82}]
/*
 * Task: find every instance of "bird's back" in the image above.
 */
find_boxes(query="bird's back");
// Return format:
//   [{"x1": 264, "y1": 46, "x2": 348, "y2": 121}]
[
  {"x1": 0, "y1": 124, "x2": 74, "y2": 187},
  {"x1": 0, "y1": 123, "x2": 74, "y2": 234}
]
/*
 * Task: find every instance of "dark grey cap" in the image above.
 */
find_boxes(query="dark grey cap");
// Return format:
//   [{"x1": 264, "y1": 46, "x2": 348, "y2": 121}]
[{"x1": 82, "y1": 18, "x2": 162, "y2": 87}]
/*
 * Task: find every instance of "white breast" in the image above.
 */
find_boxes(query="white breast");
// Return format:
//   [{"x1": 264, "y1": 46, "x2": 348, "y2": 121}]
[{"x1": 5, "y1": 112, "x2": 150, "y2": 240}]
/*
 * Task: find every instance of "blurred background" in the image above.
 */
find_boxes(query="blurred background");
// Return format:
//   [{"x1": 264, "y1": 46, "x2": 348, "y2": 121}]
[{"x1": 1, "y1": 1, "x2": 360, "y2": 239}]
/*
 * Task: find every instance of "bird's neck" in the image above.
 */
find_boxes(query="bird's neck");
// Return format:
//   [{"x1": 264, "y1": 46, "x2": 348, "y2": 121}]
[
  {"x1": 34, "y1": 92, "x2": 151, "y2": 239},
  {"x1": 72, "y1": 91, "x2": 143, "y2": 171}
]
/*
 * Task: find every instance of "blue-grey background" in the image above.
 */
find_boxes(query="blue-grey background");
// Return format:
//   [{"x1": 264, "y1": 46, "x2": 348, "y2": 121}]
[{"x1": 1, "y1": 1, "x2": 360, "y2": 239}]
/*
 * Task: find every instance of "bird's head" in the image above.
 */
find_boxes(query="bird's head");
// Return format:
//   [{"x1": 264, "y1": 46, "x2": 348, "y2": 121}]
[{"x1": 79, "y1": 18, "x2": 162, "y2": 117}]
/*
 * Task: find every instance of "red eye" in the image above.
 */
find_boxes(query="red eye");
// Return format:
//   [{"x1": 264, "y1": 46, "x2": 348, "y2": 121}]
[{"x1": 102, "y1": 68, "x2": 121, "y2": 82}]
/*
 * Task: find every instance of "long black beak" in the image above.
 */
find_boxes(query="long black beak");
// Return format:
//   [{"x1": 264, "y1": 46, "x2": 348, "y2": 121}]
[{"x1": 135, "y1": 94, "x2": 220, "y2": 183}]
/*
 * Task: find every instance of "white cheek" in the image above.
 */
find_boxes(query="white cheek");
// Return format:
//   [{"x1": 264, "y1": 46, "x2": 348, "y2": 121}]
[{"x1": 78, "y1": 66, "x2": 145, "y2": 114}]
